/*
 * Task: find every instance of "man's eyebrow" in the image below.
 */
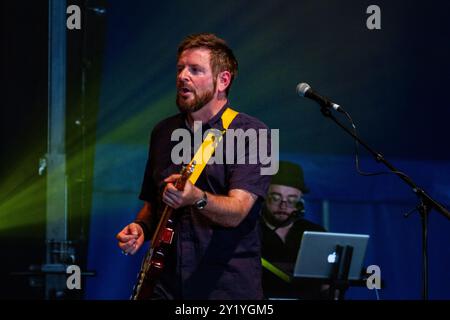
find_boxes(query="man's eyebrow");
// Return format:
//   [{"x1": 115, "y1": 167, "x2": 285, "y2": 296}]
[
  {"x1": 177, "y1": 63, "x2": 204, "y2": 70},
  {"x1": 177, "y1": 63, "x2": 202, "y2": 67},
  {"x1": 269, "y1": 192, "x2": 299, "y2": 197}
]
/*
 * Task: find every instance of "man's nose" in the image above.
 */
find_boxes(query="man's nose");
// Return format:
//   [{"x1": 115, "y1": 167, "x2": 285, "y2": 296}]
[
  {"x1": 177, "y1": 68, "x2": 189, "y2": 81},
  {"x1": 279, "y1": 200, "x2": 287, "y2": 209}
]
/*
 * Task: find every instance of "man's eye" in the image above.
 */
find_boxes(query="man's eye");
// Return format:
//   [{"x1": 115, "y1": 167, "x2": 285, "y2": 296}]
[{"x1": 269, "y1": 194, "x2": 281, "y2": 201}]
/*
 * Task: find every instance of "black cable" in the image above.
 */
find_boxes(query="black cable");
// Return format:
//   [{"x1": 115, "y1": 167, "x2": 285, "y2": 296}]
[{"x1": 340, "y1": 108, "x2": 412, "y2": 180}]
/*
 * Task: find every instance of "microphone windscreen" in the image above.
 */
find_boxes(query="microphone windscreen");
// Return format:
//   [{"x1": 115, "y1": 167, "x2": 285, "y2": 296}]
[{"x1": 296, "y1": 82, "x2": 311, "y2": 97}]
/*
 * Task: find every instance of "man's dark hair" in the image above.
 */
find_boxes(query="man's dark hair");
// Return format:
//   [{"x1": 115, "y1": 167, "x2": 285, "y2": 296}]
[{"x1": 177, "y1": 33, "x2": 238, "y2": 95}]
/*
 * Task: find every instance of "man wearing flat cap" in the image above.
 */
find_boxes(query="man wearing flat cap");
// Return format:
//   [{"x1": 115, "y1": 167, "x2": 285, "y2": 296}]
[{"x1": 260, "y1": 160, "x2": 327, "y2": 299}]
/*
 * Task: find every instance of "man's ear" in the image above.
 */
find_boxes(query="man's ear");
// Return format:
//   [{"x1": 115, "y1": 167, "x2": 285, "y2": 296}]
[{"x1": 217, "y1": 71, "x2": 231, "y2": 93}]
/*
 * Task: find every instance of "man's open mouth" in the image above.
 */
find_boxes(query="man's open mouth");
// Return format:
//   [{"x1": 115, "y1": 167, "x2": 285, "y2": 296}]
[{"x1": 178, "y1": 87, "x2": 193, "y2": 96}]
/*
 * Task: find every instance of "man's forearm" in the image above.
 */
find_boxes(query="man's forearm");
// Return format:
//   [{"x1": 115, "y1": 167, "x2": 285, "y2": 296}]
[
  {"x1": 197, "y1": 191, "x2": 256, "y2": 228},
  {"x1": 134, "y1": 201, "x2": 153, "y2": 238},
  {"x1": 135, "y1": 201, "x2": 152, "y2": 222},
  {"x1": 162, "y1": 179, "x2": 257, "y2": 228}
]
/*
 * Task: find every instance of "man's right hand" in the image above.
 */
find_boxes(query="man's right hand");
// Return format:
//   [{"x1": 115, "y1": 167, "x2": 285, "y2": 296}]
[{"x1": 116, "y1": 223, "x2": 145, "y2": 255}]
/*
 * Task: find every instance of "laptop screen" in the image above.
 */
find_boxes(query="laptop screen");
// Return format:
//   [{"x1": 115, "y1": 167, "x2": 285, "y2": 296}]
[{"x1": 293, "y1": 231, "x2": 370, "y2": 280}]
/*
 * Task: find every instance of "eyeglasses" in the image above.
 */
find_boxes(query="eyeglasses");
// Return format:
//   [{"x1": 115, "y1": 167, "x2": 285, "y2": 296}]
[{"x1": 267, "y1": 192, "x2": 300, "y2": 208}]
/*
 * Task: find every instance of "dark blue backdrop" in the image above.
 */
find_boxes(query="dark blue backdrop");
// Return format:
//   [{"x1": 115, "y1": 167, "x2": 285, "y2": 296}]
[{"x1": 85, "y1": 0, "x2": 450, "y2": 299}]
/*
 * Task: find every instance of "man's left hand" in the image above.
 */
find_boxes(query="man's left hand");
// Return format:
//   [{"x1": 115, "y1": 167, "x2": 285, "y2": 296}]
[{"x1": 162, "y1": 174, "x2": 203, "y2": 209}]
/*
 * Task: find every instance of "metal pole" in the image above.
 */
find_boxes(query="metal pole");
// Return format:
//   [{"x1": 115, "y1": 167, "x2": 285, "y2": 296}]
[
  {"x1": 46, "y1": 0, "x2": 69, "y2": 299},
  {"x1": 322, "y1": 199, "x2": 330, "y2": 231}
]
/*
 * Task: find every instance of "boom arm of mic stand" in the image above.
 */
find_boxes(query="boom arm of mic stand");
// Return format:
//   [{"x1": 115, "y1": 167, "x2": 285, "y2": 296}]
[{"x1": 319, "y1": 107, "x2": 450, "y2": 220}]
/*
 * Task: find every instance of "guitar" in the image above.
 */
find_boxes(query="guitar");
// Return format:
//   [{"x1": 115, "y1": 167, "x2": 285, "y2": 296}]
[{"x1": 131, "y1": 162, "x2": 195, "y2": 300}]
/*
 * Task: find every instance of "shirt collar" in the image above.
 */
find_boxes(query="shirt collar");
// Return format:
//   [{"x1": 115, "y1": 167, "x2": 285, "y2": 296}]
[
  {"x1": 206, "y1": 101, "x2": 230, "y2": 130},
  {"x1": 181, "y1": 101, "x2": 230, "y2": 132}
]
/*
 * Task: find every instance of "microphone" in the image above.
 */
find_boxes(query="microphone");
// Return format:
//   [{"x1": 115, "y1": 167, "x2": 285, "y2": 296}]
[{"x1": 296, "y1": 82, "x2": 342, "y2": 112}]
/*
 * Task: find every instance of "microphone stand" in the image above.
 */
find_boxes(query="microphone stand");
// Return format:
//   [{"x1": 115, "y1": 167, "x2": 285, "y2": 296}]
[{"x1": 318, "y1": 106, "x2": 450, "y2": 300}]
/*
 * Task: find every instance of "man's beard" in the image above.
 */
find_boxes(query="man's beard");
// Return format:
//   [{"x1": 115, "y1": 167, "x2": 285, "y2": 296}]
[
  {"x1": 176, "y1": 82, "x2": 216, "y2": 113},
  {"x1": 262, "y1": 205, "x2": 296, "y2": 228}
]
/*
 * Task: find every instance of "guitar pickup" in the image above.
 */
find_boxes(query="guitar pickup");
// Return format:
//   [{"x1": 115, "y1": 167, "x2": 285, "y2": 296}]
[{"x1": 161, "y1": 228, "x2": 174, "y2": 244}]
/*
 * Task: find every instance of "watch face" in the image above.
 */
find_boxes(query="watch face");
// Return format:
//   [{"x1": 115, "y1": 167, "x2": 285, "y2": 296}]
[{"x1": 196, "y1": 199, "x2": 207, "y2": 209}]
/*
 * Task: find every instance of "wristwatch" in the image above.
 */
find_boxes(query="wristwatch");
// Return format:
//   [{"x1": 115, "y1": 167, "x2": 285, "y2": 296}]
[{"x1": 194, "y1": 191, "x2": 208, "y2": 210}]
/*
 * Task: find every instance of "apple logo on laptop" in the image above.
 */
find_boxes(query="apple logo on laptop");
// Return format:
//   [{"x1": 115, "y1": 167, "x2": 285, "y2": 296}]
[{"x1": 327, "y1": 251, "x2": 337, "y2": 264}]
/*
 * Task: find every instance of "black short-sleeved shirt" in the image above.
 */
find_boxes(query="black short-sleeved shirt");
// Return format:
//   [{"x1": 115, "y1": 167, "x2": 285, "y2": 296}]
[
  {"x1": 139, "y1": 102, "x2": 272, "y2": 299},
  {"x1": 260, "y1": 214, "x2": 326, "y2": 299}
]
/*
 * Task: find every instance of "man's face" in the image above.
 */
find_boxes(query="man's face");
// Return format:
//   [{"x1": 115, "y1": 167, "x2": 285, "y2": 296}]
[
  {"x1": 176, "y1": 48, "x2": 217, "y2": 113},
  {"x1": 265, "y1": 184, "x2": 302, "y2": 225}
]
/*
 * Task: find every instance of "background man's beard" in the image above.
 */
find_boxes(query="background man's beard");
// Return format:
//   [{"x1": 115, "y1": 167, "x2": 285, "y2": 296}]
[
  {"x1": 176, "y1": 90, "x2": 214, "y2": 113},
  {"x1": 262, "y1": 205, "x2": 292, "y2": 227}
]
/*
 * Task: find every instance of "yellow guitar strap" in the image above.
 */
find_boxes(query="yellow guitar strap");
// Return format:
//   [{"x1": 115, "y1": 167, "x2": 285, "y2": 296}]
[{"x1": 188, "y1": 108, "x2": 239, "y2": 184}]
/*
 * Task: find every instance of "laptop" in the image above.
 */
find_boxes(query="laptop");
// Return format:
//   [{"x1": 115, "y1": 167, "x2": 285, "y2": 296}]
[{"x1": 293, "y1": 231, "x2": 370, "y2": 281}]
